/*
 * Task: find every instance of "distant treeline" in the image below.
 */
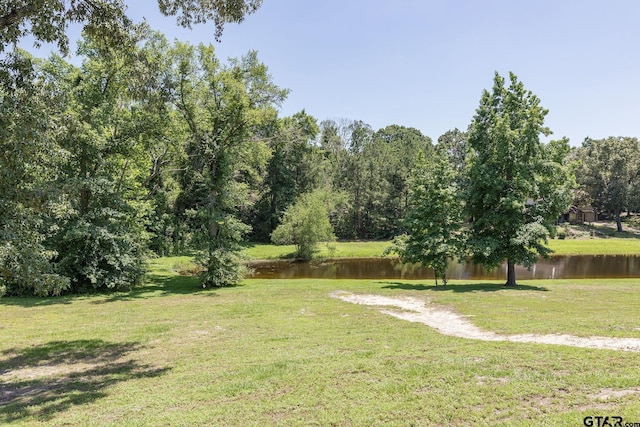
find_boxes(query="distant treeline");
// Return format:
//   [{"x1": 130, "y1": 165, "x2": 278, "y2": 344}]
[{"x1": 2, "y1": 26, "x2": 639, "y2": 296}]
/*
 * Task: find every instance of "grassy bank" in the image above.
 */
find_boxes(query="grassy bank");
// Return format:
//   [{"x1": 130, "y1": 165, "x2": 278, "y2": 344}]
[
  {"x1": 1, "y1": 256, "x2": 640, "y2": 426},
  {"x1": 242, "y1": 237, "x2": 640, "y2": 260},
  {"x1": 242, "y1": 240, "x2": 393, "y2": 259},
  {"x1": 549, "y1": 238, "x2": 640, "y2": 255}
]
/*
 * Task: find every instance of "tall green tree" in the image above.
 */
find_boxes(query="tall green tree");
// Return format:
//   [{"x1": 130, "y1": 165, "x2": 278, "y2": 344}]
[
  {"x1": 577, "y1": 137, "x2": 640, "y2": 232},
  {"x1": 43, "y1": 29, "x2": 160, "y2": 292},
  {"x1": 466, "y1": 72, "x2": 571, "y2": 286},
  {"x1": 169, "y1": 43, "x2": 287, "y2": 287},
  {"x1": 389, "y1": 151, "x2": 465, "y2": 286},
  {"x1": 0, "y1": 50, "x2": 69, "y2": 296},
  {"x1": 250, "y1": 110, "x2": 322, "y2": 241},
  {"x1": 318, "y1": 120, "x2": 432, "y2": 240},
  {"x1": 373, "y1": 125, "x2": 432, "y2": 237},
  {"x1": 139, "y1": 36, "x2": 189, "y2": 255}
]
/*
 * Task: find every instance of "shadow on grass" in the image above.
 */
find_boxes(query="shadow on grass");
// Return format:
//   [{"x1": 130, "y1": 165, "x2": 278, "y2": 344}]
[
  {"x1": 570, "y1": 223, "x2": 640, "y2": 239},
  {"x1": 379, "y1": 282, "x2": 548, "y2": 292},
  {"x1": 0, "y1": 339, "x2": 170, "y2": 423},
  {"x1": 0, "y1": 274, "x2": 222, "y2": 307},
  {"x1": 0, "y1": 296, "x2": 76, "y2": 307},
  {"x1": 91, "y1": 273, "x2": 223, "y2": 304}
]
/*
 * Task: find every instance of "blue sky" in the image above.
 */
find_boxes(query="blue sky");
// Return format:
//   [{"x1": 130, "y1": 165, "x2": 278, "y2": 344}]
[{"x1": 26, "y1": 0, "x2": 640, "y2": 145}]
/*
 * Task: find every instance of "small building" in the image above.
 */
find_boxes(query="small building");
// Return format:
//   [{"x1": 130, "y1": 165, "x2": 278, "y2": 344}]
[{"x1": 560, "y1": 205, "x2": 598, "y2": 224}]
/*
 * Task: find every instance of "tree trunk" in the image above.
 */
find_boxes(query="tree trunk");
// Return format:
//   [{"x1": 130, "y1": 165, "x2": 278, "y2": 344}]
[
  {"x1": 505, "y1": 259, "x2": 516, "y2": 286},
  {"x1": 209, "y1": 162, "x2": 219, "y2": 258},
  {"x1": 79, "y1": 151, "x2": 90, "y2": 216},
  {"x1": 616, "y1": 210, "x2": 623, "y2": 232},
  {"x1": 434, "y1": 270, "x2": 438, "y2": 287}
]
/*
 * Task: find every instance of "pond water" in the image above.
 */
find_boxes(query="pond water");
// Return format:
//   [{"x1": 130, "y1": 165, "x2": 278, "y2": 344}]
[{"x1": 248, "y1": 255, "x2": 640, "y2": 280}]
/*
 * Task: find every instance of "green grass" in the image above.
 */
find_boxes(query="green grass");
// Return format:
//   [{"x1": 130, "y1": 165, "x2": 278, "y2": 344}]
[
  {"x1": 242, "y1": 240, "x2": 393, "y2": 259},
  {"x1": 2, "y1": 257, "x2": 640, "y2": 426},
  {"x1": 548, "y1": 238, "x2": 640, "y2": 255},
  {"x1": 242, "y1": 237, "x2": 640, "y2": 260}
]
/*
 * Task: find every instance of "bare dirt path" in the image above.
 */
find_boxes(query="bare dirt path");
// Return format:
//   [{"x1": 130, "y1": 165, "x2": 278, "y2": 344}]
[{"x1": 330, "y1": 291, "x2": 640, "y2": 352}]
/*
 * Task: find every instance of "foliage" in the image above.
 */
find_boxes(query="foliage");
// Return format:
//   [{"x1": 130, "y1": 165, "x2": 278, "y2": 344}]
[
  {"x1": 436, "y1": 128, "x2": 468, "y2": 187},
  {"x1": 169, "y1": 42, "x2": 288, "y2": 287},
  {"x1": 158, "y1": 0, "x2": 263, "y2": 40},
  {"x1": 250, "y1": 110, "x2": 323, "y2": 241},
  {"x1": 319, "y1": 120, "x2": 432, "y2": 240},
  {"x1": 40, "y1": 29, "x2": 161, "y2": 292},
  {"x1": 388, "y1": 151, "x2": 465, "y2": 285},
  {"x1": 0, "y1": 49, "x2": 70, "y2": 296},
  {"x1": 466, "y1": 72, "x2": 572, "y2": 286},
  {"x1": 271, "y1": 190, "x2": 338, "y2": 260},
  {"x1": 0, "y1": 0, "x2": 130, "y2": 54},
  {"x1": 54, "y1": 210, "x2": 148, "y2": 292},
  {"x1": 194, "y1": 215, "x2": 251, "y2": 287},
  {"x1": 371, "y1": 125, "x2": 433, "y2": 238},
  {"x1": 1, "y1": 0, "x2": 262, "y2": 54},
  {"x1": 576, "y1": 136, "x2": 640, "y2": 232},
  {"x1": 0, "y1": 208, "x2": 70, "y2": 297}
]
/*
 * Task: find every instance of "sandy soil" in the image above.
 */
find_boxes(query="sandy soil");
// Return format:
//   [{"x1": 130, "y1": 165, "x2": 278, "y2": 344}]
[{"x1": 330, "y1": 291, "x2": 640, "y2": 352}]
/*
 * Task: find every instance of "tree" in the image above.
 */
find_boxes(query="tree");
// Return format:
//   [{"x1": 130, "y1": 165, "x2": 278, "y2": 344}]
[
  {"x1": 1, "y1": 0, "x2": 262, "y2": 54},
  {"x1": 576, "y1": 137, "x2": 640, "y2": 232},
  {"x1": 318, "y1": 121, "x2": 432, "y2": 240},
  {"x1": 169, "y1": 43, "x2": 287, "y2": 287},
  {"x1": 271, "y1": 190, "x2": 337, "y2": 260},
  {"x1": 466, "y1": 72, "x2": 571, "y2": 286},
  {"x1": 43, "y1": 29, "x2": 161, "y2": 292},
  {"x1": 372, "y1": 125, "x2": 432, "y2": 238},
  {"x1": 250, "y1": 110, "x2": 322, "y2": 241},
  {"x1": 0, "y1": 49, "x2": 70, "y2": 296},
  {"x1": 389, "y1": 151, "x2": 465, "y2": 286},
  {"x1": 436, "y1": 128, "x2": 468, "y2": 187},
  {"x1": 158, "y1": 0, "x2": 263, "y2": 40}
]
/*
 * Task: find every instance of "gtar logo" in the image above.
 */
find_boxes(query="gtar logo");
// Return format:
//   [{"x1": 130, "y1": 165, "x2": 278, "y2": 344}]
[{"x1": 583, "y1": 416, "x2": 623, "y2": 427}]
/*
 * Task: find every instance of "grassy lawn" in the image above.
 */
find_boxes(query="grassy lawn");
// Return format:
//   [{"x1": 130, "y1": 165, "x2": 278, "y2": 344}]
[
  {"x1": 2, "y1": 256, "x2": 640, "y2": 426},
  {"x1": 242, "y1": 240, "x2": 394, "y2": 259},
  {"x1": 549, "y1": 238, "x2": 640, "y2": 255},
  {"x1": 242, "y1": 237, "x2": 640, "y2": 260}
]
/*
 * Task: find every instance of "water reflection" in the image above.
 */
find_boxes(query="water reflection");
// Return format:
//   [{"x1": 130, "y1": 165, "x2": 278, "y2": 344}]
[{"x1": 248, "y1": 255, "x2": 640, "y2": 280}]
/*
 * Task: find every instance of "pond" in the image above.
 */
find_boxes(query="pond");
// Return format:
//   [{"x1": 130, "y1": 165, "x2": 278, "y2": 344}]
[{"x1": 248, "y1": 255, "x2": 640, "y2": 280}]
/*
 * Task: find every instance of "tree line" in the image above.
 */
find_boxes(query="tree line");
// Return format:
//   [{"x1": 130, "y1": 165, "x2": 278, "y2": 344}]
[
  {"x1": 0, "y1": 23, "x2": 436, "y2": 296},
  {"x1": 2, "y1": 2, "x2": 640, "y2": 296}
]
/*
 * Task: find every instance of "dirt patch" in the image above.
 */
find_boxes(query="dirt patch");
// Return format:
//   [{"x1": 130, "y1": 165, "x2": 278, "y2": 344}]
[
  {"x1": 330, "y1": 291, "x2": 640, "y2": 352},
  {"x1": 589, "y1": 387, "x2": 640, "y2": 400},
  {"x1": 0, "y1": 362, "x2": 99, "y2": 382}
]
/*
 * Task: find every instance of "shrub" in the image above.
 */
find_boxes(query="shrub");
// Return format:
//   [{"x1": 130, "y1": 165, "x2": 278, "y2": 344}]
[{"x1": 271, "y1": 190, "x2": 337, "y2": 260}]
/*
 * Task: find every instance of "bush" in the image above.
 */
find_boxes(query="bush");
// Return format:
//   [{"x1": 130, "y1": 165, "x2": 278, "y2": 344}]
[
  {"x1": 53, "y1": 209, "x2": 147, "y2": 293},
  {"x1": 195, "y1": 214, "x2": 251, "y2": 288},
  {"x1": 271, "y1": 190, "x2": 337, "y2": 260},
  {"x1": 0, "y1": 208, "x2": 70, "y2": 297}
]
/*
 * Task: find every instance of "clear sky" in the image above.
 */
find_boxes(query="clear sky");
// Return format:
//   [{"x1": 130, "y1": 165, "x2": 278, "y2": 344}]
[{"x1": 29, "y1": 0, "x2": 640, "y2": 145}]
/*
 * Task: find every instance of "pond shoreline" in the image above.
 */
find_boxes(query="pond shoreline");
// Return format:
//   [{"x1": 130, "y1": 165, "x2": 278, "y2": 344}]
[{"x1": 247, "y1": 255, "x2": 640, "y2": 281}]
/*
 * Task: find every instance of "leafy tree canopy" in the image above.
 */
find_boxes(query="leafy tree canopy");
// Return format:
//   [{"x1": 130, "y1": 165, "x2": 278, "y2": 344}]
[
  {"x1": 466, "y1": 72, "x2": 571, "y2": 286},
  {"x1": 0, "y1": 0, "x2": 262, "y2": 54},
  {"x1": 389, "y1": 150, "x2": 465, "y2": 286},
  {"x1": 577, "y1": 136, "x2": 640, "y2": 232},
  {"x1": 271, "y1": 189, "x2": 339, "y2": 260}
]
